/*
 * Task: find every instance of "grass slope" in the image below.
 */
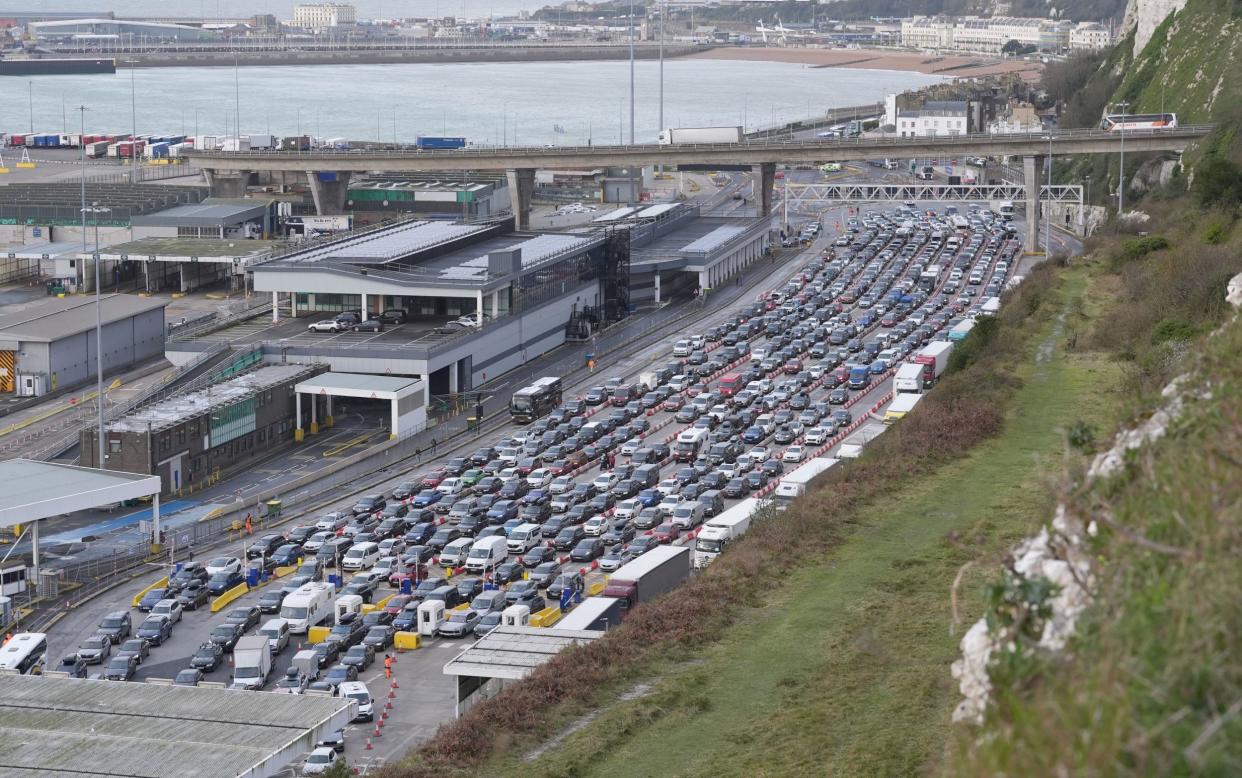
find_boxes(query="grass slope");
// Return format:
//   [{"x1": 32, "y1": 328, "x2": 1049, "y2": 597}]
[{"x1": 503, "y1": 268, "x2": 1121, "y2": 778}]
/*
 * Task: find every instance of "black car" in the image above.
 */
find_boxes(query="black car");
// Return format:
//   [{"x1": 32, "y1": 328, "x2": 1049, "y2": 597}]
[
  {"x1": 341, "y1": 643, "x2": 376, "y2": 671},
  {"x1": 103, "y1": 654, "x2": 140, "y2": 682},
  {"x1": 554, "y1": 524, "x2": 586, "y2": 551},
  {"x1": 136, "y1": 616, "x2": 173, "y2": 646},
  {"x1": 191, "y1": 641, "x2": 225, "y2": 671},
  {"x1": 174, "y1": 668, "x2": 204, "y2": 687},
  {"x1": 352, "y1": 319, "x2": 383, "y2": 333},
  {"x1": 520, "y1": 545, "x2": 555, "y2": 568},
  {"x1": 323, "y1": 663, "x2": 359, "y2": 689},
  {"x1": 546, "y1": 571, "x2": 586, "y2": 602},
  {"x1": 224, "y1": 605, "x2": 261, "y2": 632},
  {"x1": 362, "y1": 624, "x2": 397, "y2": 651},
  {"x1": 529, "y1": 561, "x2": 562, "y2": 588},
  {"x1": 723, "y1": 478, "x2": 748, "y2": 499},
  {"x1": 352, "y1": 494, "x2": 386, "y2": 516},
  {"x1": 570, "y1": 537, "x2": 605, "y2": 562},
  {"x1": 312, "y1": 639, "x2": 342, "y2": 669},
  {"x1": 247, "y1": 534, "x2": 286, "y2": 559},
  {"x1": 56, "y1": 654, "x2": 88, "y2": 678},
  {"x1": 327, "y1": 616, "x2": 367, "y2": 649},
  {"x1": 493, "y1": 561, "x2": 524, "y2": 585},
  {"x1": 97, "y1": 611, "x2": 132, "y2": 644},
  {"x1": 258, "y1": 589, "x2": 285, "y2": 614},
  {"x1": 208, "y1": 623, "x2": 244, "y2": 652},
  {"x1": 743, "y1": 470, "x2": 768, "y2": 491}
]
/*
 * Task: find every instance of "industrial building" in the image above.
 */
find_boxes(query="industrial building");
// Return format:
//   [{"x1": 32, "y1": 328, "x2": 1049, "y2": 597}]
[
  {"x1": 347, "y1": 175, "x2": 510, "y2": 220},
  {"x1": 593, "y1": 203, "x2": 771, "y2": 303},
  {"x1": 27, "y1": 18, "x2": 217, "y2": 41},
  {"x1": 241, "y1": 216, "x2": 628, "y2": 401},
  {"x1": 81, "y1": 363, "x2": 327, "y2": 494},
  {"x1": 0, "y1": 294, "x2": 167, "y2": 396}
]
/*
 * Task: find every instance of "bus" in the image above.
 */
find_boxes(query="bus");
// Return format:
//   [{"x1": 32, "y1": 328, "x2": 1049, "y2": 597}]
[
  {"x1": 1101, "y1": 113, "x2": 1178, "y2": 132},
  {"x1": 0, "y1": 632, "x2": 47, "y2": 675},
  {"x1": 510, "y1": 376, "x2": 563, "y2": 423}
]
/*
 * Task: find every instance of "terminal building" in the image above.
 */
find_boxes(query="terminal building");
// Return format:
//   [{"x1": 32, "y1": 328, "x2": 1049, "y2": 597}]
[
  {"x1": 81, "y1": 363, "x2": 327, "y2": 494},
  {"x1": 0, "y1": 294, "x2": 167, "y2": 396},
  {"x1": 234, "y1": 215, "x2": 628, "y2": 402},
  {"x1": 590, "y1": 203, "x2": 771, "y2": 304}
]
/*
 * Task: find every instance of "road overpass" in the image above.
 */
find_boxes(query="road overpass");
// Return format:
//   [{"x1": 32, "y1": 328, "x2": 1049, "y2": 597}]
[{"x1": 186, "y1": 124, "x2": 1208, "y2": 249}]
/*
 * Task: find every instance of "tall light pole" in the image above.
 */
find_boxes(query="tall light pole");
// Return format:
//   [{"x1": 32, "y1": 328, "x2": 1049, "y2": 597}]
[
  {"x1": 1044, "y1": 134, "x2": 1053, "y2": 257},
  {"x1": 81, "y1": 203, "x2": 111, "y2": 468},
  {"x1": 658, "y1": 0, "x2": 665, "y2": 133},
  {"x1": 1115, "y1": 100, "x2": 1129, "y2": 215},
  {"x1": 79, "y1": 106, "x2": 88, "y2": 290},
  {"x1": 124, "y1": 59, "x2": 138, "y2": 181},
  {"x1": 625, "y1": 0, "x2": 635, "y2": 142},
  {"x1": 233, "y1": 49, "x2": 242, "y2": 141}
]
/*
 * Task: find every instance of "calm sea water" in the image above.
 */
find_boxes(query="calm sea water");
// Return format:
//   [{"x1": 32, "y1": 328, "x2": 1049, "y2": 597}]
[
  {"x1": 0, "y1": 0, "x2": 566, "y2": 19},
  {"x1": 3, "y1": 59, "x2": 939, "y2": 145}
]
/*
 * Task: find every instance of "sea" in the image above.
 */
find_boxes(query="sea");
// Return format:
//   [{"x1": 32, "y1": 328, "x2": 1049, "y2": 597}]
[
  {"x1": 4, "y1": 0, "x2": 558, "y2": 19},
  {"x1": 2, "y1": 59, "x2": 941, "y2": 146}
]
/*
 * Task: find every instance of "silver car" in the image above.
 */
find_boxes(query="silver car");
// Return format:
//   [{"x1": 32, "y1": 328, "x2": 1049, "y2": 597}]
[{"x1": 78, "y1": 634, "x2": 112, "y2": 665}]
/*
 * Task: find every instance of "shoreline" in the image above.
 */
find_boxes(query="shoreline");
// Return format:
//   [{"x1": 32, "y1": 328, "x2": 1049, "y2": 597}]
[{"x1": 682, "y1": 46, "x2": 1043, "y2": 81}]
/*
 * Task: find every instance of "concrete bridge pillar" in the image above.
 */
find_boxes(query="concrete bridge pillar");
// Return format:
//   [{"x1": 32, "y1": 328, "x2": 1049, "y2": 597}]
[
  {"x1": 755, "y1": 162, "x2": 776, "y2": 216},
  {"x1": 203, "y1": 169, "x2": 251, "y2": 199},
  {"x1": 1023, "y1": 155, "x2": 1042, "y2": 252},
  {"x1": 507, "y1": 168, "x2": 536, "y2": 231},
  {"x1": 306, "y1": 171, "x2": 353, "y2": 215}
]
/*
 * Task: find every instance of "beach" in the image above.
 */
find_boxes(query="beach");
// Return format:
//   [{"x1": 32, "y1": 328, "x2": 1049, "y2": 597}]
[{"x1": 684, "y1": 46, "x2": 1043, "y2": 82}]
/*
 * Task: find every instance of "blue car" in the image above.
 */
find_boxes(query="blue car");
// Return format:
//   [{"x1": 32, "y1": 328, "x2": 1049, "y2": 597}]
[
  {"x1": 636, "y1": 489, "x2": 662, "y2": 508},
  {"x1": 412, "y1": 490, "x2": 442, "y2": 508},
  {"x1": 869, "y1": 360, "x2": 887, "y2": 375},
  {"x1": 137, "y1": 587, "x2": 170, "y2": 612},
  {"x1": 486, "y1": 500, "x2": 519, "y2": 522},
  {"x1": 207, "y1": 570, "x2": 244, "y2": 595}
]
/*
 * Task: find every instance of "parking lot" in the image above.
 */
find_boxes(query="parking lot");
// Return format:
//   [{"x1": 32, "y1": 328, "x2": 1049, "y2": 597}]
[{"x1": 41, "y1": 200, "x2": 1023, "y2": 773}]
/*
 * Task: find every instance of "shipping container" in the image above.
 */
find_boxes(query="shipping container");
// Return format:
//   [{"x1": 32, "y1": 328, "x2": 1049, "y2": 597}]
[
  {"x1": 657, "y1": 126, "x2": 743, "y2": 145},
  {"x1": 415, "y1": 136, "x2": 466, "y2": 150},
  {"x1": 85, "y1": 140, "x2": 110, "y2": 158},
  {"x1": 247, "y1": 133, "x2": 275, "y2": 149}
]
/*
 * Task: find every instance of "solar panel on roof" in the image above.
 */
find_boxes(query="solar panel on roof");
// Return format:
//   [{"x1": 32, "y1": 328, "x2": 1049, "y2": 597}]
[
  {"x1": 680, "y1": 225, "x2": 748, "y2": 254},
  {"x1": 593, "y1": 207, "x2": 637, "y2": 222},
  {"x1": 635, "y1": 203, "x2": 679, "y2": 218}
]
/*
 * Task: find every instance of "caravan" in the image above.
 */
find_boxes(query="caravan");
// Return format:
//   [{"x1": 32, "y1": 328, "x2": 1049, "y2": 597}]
[{"x1": 280, "y1": 583, "x2": 334, "y2": 634}]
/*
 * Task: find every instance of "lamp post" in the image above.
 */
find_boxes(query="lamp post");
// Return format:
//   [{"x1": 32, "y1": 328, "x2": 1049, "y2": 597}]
[
  {"x1": 1115, "y1": 100, "x2": 1129, "y2": 215},
  {"x1": 81, "y1": 203, "x2": 111, "y2": 468},
  {"x1": 628, "y1": 0, "x2": 635, "y2": 145},
  {"x1": 1044, "y1": 133, "x2": 1053, "y2": 257}
]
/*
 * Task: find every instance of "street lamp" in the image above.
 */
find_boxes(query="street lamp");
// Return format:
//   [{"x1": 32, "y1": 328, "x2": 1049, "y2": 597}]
[
  {"x1": 1114, "y1": 100, "x2": 1129, "y2": 215},
  {"x1": 80, "y1": 202, "x2": 111, "y2": 468},
  {"x1": 1043, "y1": 133, "x2": 1053, "y2": 257}
]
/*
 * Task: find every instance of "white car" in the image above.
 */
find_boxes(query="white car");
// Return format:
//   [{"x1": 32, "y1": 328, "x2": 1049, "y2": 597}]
[
  {"x1": 804, "y1": 427, "x2": 830, "y2": 446},
  {"x1": 306, "y1": 320, "x2": 341, "y2": 333},
  {"x1": 377, "y1": 538, "x2": 405, "y2": 557},
  {"x1": 668, "y1": 375, "x2": 690, "y2": 392},
  {"x1": 690, "y1": 335, "x2": 706, "y2": 350},
  {"x1": 436, "y1": 477, "x2": 464, "y2": 496},
  {"x1": 658, "y1": 494, "x2": 681, "y2": 516},
  {"x1": 525, "y1": 468, "x2": 553, "y2": 488},
  {"x1": 592, "y1": 473, "x2": 619, "y2": 492},
  {"x1": 672, "y1": 340, "x2": 692, "y2": 357},
  {"x1": 748, "y1": 446, "x2": 770, "y2": 462},
  {"x1": 151, "y1": 598, "x2": 183, "y2": 624},
  {"x1": 302, "y1": 531, "x2": 333, "y2": 553},
  {"x1": 205, "y1": 556, "x2": 242, "y2": 576},
  {"x1": 584, "y1": 515, "x2": 613, "y2": 536},
  {"x1": 619, "y1": 438, "x2": 643, "y2": 456},
  {"x1": 302, "y1": 747, "x2": 340, "y2": 775},
  {"x1": 656, "y1": 478, "x2": 679, "y2": 496},
  {"x1": 549, "y1": 476, "x2": 575, "y2": 495},
  {"x1": 782, "y1": 445, "x2": 807, "y2": 464}
]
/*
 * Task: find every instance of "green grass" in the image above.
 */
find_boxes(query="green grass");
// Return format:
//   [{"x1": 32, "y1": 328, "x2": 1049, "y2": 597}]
[{"x1": 499, "y1": 268, "x2": 1123, "y2": 778}]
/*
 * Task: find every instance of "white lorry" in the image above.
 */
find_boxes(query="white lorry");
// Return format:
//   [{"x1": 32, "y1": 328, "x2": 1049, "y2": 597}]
[
  {"x1": 773, "y1": 458, "x2": 840, "y2": 502},
  {"x1": 280, "y1": 582, "x2": 335, "y2": 634},
  {"x1": 913, "y1": 341, "x2": 954, "y2": 387},
  {"x1": 894, "y1": 362, "x2": 926, "y2": 394},
  {"x1": 694, "y1": 498, "x2": 761, "y2": 568},
  {"x1": 883, "y1": 393, "x2": 923, "y2": 424},
  {"x1": 657, "y1": 126, "x2": 743, "y2": 145},
  {"x1": 231, "y1": 635, "x2": 272, "y2": 690}
]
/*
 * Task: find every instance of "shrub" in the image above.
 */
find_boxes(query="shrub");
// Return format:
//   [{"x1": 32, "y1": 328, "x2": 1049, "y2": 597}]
[
  {"x1": 1151, "y1": 317, "x2": 1197, "y2": 345},
  {"x1": 1067, "y1": 420, "x2": 1097, "y2": 453},
  {"x1": 1201, "y1": 220, "x2": 1229, "y2": 244},
  {"x1": 1114, "y1": 235, "x2": 1169, "y2": 265},
  {"x1": 1194, "y1": 155, "x2": 1242, "y2": 209},
  {"x1": 947, "y1": 316, "x2": 999, "y2": 374}
]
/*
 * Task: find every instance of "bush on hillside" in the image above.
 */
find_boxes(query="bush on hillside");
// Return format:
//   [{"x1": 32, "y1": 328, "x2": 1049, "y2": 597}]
[{"x1": 1194, "y1": 155, "x2": 1242, "y2": 208}]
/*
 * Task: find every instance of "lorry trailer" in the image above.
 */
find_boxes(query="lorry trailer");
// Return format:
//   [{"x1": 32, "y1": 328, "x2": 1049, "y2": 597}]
[
  {"x1": 555, "y1": 597, "x2": 625, "y2": 631},
  {"x1": 694, "y1": 497, "x2": 760, "y2": 567},
  {"x1": 416, "y1": 136, "x2": 467, "y2": 150},
  {"x1": 913, "y1": 341, "x2": 953, "y2": 387},
  {"x1": 657, "y1": 126, "x2": 743, "y2": 145},
  {"x1": 602, "y1": 545, "x2": 691, "y2": 613},
  {"x1": 893, "y1": 362, "x2": 925, "y2": 394},
  {"x1": 231, "y1": 635, "x2": 272, "y2": 690},
  {"x1": 773, "y1": 458, "x2": 839, "y2": 502}
]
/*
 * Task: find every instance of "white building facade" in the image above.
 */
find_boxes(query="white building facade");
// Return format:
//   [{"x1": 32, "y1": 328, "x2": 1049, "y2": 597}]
[
  {"x1": 1069, "y1": 22, "x2": 1113, "y2": 50},
  {"x1": 293, "y1": 3, "x2": 356, "y2": 32},
  {"x1": 895, "y1": 101, "x2": 969, "y2": 138},
  {"x1": 902, "y1": 15, "x2": 1074, "y2": 54}
]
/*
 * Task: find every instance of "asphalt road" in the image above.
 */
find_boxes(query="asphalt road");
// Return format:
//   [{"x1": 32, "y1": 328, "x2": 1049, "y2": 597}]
[{"x1": 42, "y1": 199, "x2": 1030, "y2": 774}]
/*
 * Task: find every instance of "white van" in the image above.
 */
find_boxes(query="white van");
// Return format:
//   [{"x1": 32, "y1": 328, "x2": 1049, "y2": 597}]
[
  {"x1": 672, "y1": 339, "x2": 692, "y2": 357},
  {"x1": 439, "y1": 537, "x2": 474, "y2": 567},
  {"x1": 338, "y1": 680, "x2": 374, "y2": 723},
  {"x1": 465, "y1": 535, "x2": 507, "y2": 574},
  {"x1": 340, "y1": 541, "x2": 381, "y2": 571},
  {"x1": 258, "y1": 618, "x2": 291, "y2": 655},
  {"x1": 506, "y1": 523, "x2": 542, "y2": 554}
]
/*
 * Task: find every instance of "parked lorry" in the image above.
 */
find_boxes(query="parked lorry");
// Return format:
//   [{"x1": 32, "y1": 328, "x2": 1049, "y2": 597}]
[
  {"x1": 638, "y1": 371, "x2": 658, "y2": 392},
  {"x1": 894, "y1": 362, "x2": 925, "y2": 394},
  {"x1": 657, "y1": 126, "x2": 743, "y2": 145},
  {"x1": 602, "y1": 545, "x2": 691, "y2": 613},
  {"x1": 231, "y1": 635, "x2": 272, "y2": 690},
  {"x1": 913, "y1": 341, "x2": 953, "y2": 387},
  {"x1": 694, "y1": 497, "x2": 760, "y2": 567},
  {"x1": 773, "y1": 458, "x2": 839, "y2": 502},
  {"x1": 883, "y1": 392, "x2": 922, "y2": 424},
  {"x1": 948, "y1": 319, "x2": 976, "y2": 342},
  {"x1": 980, "y1": 296, "x2": 1001, "y2": 317},
  {"x1": 416, "y1": 136, "x2": 466, "y2": 150},
  {"x1": 555, "y1": 596, "x2": 624, "y2": 631},
  {"x1": 838, "y1": 422, "x2": 884, "y2": 459}
]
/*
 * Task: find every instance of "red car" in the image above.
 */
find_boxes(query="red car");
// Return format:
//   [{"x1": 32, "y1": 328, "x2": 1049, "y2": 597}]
[
  {"x1": 420, "y1": 469, "x2": 448, "y2": 489},
  {"x1": 563, "y1": 451, "x2": 588, "y2": 471},
  {"x1": 686, "y1": 383, "x2": 707, "y2": 398},
  {"x1": 662, "y1": 395, "x2": 685, "y2": 411},
  {"x1": 547, "y1": 459, "x2": 570, "y2": 476},
  {"x1": 783, "y1": 360, "x2": 803, "y2": 374},
  {"x1": 384, "y1": 594, "x2": 414, "y2": 615},
  {"x1": 652, "y1": 522, "x2": 682, "y2": 544}
]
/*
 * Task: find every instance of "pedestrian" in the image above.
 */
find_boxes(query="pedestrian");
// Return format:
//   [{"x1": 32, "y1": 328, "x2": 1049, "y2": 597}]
[
  {"x1": 244, "y1": 513, "x2": 253, "y2": 535},
  {"x1": 414, "y1": 447, "x2": 422, "y2": 464},
  {"x1": 431, "y1": 437, "x2": 437, "y2": 455},
  {"x1": 384, "y1": 654, "x2": 393, "y2": 680}
]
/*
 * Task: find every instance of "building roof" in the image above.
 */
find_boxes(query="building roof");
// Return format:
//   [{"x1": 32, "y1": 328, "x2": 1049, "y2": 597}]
[
  {"x1": 130, "y1": 197, "x2": 271, "y2": 229},
  {"x1": 0, "y1": 460, "x2": 161, "y2": 528},
  {"x1": 94, "y1": 237, "x2": 279, "y2": 262},
  {"x1": 443, "y1": 625, "x2": 601, "y2": 681},
  {"x1": 268, "y1": 218, "x2": 489, "y2": 267},
  {"x1": 2, "y1": 240, "x2": 84, "y2": 260},
  {"x1": 0, "y1": 294, "x2": 167, "y2": 344},
  {"x1": 107, "y1": 364, "x2": 322, "y2": 433},
  {"x1": 295, "y1": 371, "x2": 422, "y2": 399},
  {"x1": 0, "y1": 673, "x2": 350, "y2": 778}
]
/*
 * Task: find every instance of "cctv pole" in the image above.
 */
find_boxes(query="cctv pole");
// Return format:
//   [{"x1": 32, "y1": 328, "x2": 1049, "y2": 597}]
[
  {"x1": 628, "y1": 0, "x2": 635, "y2": 144},
  {"x1": 1116, "y1": 101, "x2": 1129, "y2": 215}
]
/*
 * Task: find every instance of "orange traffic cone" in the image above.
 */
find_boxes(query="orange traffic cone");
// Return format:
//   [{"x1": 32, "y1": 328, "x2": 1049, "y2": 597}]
[{"x1": 365, "y1": 738, "x2": 373, "y2": 750}]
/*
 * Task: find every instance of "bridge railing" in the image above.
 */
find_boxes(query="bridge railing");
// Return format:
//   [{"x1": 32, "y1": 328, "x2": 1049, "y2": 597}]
[{"x1": 185, "y1": 125, "x2": 1213, "y2": 163}]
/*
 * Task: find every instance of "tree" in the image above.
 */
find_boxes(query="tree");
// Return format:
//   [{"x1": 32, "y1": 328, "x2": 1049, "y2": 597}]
[
  {"x1": 320, "y1": 758, "x2": 352, "y2": 777},
  {"x1": 1001, "y1": 39, "x2": 1036, "y2": 56}
]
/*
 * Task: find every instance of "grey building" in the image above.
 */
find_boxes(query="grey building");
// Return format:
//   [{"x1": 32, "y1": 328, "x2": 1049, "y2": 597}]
[
  {"x1": 0, "y1": 294, "x2": 167, "y2": 396},
  {"x1": 81, "y1": 363, "x2": 327, "y2": 494}
]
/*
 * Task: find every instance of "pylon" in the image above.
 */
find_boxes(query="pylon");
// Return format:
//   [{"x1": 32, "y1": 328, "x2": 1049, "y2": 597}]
[
  {"x1": 365, "y1": 738, "x2": 373, "y2": 750},
  {"x1": 372, "y1": 725, "x2": 382, "y2": 737},
  {"x1": 378, "y1": 717, "x2": 386, "y2": 728},
  {"x1": 385, "y1": 699, "x2": 393, "y2": 709},
  {"x1": 391, "y1": 678, "x2": 399, "y2": 689}
]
